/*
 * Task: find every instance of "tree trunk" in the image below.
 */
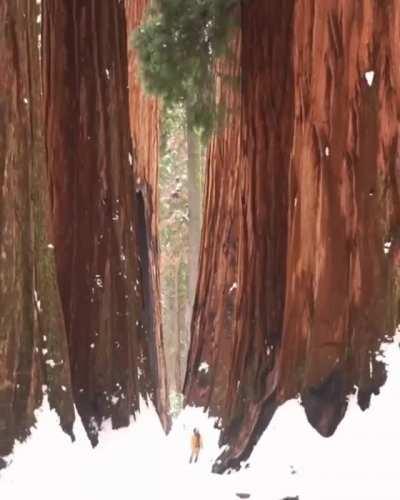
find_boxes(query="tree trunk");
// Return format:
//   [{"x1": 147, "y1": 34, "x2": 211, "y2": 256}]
[
  {"x1": 184, "y1": 114, "x2": 202, "y2": 383},
  {"x1": 184, "y1": 0, "x2": 400, "y2": 472},
  {"x1": 174, "y1": 261, "x2": 182, "y2": 390},
  {"x1": 41, "y1": 0, "x2": 170, "y2": 443},
  {"x1": 0, "y1": 0, "x2": 169, "y2": 459},
  {"x1": 0, "y1": 0, "x2": 74, "y2": 456},
  {"x1": 164, "y1": 276, "x2": 177, "y2": 394},
  {"x1": 178, "y1": 259, "x2": 187, "y2": 391},
  {"x1": 125, "y1": 0, "x2": 170, "y2": 429},
  {"x1": 186, "y1": 122, "x2": 202, "y2": 312}
]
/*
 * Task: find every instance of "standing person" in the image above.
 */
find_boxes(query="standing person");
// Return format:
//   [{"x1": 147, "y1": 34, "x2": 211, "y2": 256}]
[{"x1": 189, "y1": 428, "x2": 203, "y2": 463}]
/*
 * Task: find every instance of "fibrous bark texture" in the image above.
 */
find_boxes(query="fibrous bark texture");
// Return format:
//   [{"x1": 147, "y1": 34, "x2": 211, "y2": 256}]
[
  {"x1": 0, "y1": 0, "x2": 169, "y2": 458},
  {"x1": 42, "y1": 0, "x2": 169, "y2": 442},
  {"x1": 0, "y1": 0, "x2": 74, "y2": 456},
  {"x1": 125, "y1": 0, "x2": 169, "y2": 431},
  {"x1": 185, "y1": 0, "x2": 400, "y2": 472}
]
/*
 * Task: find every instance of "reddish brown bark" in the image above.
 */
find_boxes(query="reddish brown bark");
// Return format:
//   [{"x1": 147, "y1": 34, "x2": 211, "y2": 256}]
[
  {"x1": 125, "y1": 0, "x2": 170, "y2": 431},
  {"x1": 185, "y1": 0, "x2": 400, "y2": 471},
  {"x1": 184, "y1": 30, "x2": 244, "y2": 415},
  {"x1": 42, "y1": 0, "x2": 169, "y2": 441},
  {"x1": 1, "y1": 0, "x2": 169, "y2": 459},
  {"x1": 0, "y1": 0, "x2": 74, "y2": 457}
]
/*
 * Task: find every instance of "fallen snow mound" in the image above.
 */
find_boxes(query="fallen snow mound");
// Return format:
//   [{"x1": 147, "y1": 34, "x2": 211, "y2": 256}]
[{"x1": 1, "y1": 337, "x2": 400, "y2": 500}]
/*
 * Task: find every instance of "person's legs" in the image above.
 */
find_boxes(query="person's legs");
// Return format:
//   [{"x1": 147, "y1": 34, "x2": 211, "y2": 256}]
[{"x1": 194, "y1": 449, "x2": 199, "y2": 463}]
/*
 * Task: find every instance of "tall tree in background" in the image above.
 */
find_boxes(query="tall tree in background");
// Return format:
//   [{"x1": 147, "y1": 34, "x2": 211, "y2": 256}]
[
  {"x1": 158, "y1": 106, "x2": 194, "y2": 394},
  {"x1": 134, "y1": 0, "x2": 233, "y2": 395},
  {"x1": 159, "y1": 107, "x2": 187, "y2": 393},
  {"x1": 186, "y1": 119, "x2": 202, "y2": 328}
]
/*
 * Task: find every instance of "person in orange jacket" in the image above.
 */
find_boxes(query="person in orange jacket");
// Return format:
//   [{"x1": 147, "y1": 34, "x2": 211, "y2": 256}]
[{"x1": 189, "y1": 428, "x2": 203, "y2": 463}]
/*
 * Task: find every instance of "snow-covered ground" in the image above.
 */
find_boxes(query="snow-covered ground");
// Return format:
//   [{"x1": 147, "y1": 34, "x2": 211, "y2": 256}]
[{"x1": 1, "y1": 336, "x2": 399, "y2": 500}]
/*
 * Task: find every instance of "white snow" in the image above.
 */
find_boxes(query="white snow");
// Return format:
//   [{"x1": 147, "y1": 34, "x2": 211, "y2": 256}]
[
  {"x1": 384, "y1": 240, "x2": 392, "y2": 255},
  {"x1": 45, "y1": 359, "x2": 56, "y2": 368},
  {"x1": 33, "y1": 290, "x2": 42, "y2": 312},
  {"x1": 228, "y1": 282, "x2": 238, "y2": 293},
  {"x1": 324, "y1": 146, "x2": 330, "y2": 157},
  {"x1": 47, "y1": 243, "x2": 55, "y2": 249},
  {"x1": 198, "y1": 361, "x2": 209, "y2": 373},
  {"x1": 365, "y1": 70, "x2": 375, "y2": 86},
  {"x1": 105, "y1": 68, "x2": 110, "y2": 80},
  {"x1": 23, "y1": 98, "x2": 29, "y2": 105},
  {"x1": 95, "y1": 275, "x2": 103, "y2": 288},
  {"x1": 1, "y1": 336, "x2": 400, "y2": 500},
  {"x1": 128, "y1": 153, "x2": 133, "y2": 166}
]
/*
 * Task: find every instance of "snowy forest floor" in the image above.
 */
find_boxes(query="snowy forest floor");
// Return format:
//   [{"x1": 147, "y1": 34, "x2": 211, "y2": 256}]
[{"x1": 1, "y1": 336, "x2": 400, "y2": 500}]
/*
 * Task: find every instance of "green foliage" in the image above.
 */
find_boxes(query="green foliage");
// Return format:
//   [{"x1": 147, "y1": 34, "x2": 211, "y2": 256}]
[{"x1": 134, "y1": 0, "x2": 239, "y2": 139}]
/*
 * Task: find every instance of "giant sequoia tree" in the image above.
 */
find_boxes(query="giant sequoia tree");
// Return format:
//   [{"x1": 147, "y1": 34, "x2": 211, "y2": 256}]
[
  {"x1": 2, "y1": 0, "x2": 400, "y2": 476},
  {"x1": 0, "y1": 0, "x2": 75, "y2": 457},
  {"x1": 184, "y1": 0, "x2": 400, "y2": 471},
  {"x1": 0, "y1": 0, "x2": 168, "y2": 459},
  {"x1": 125, "y1": 0, "x2": 170, "y2": 431}
]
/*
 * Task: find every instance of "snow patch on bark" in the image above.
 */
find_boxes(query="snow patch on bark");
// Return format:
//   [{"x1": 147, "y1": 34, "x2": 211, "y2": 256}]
[
  {"x1": 198, "y1": 361, "x2": 209, "y2": 373},
  {"x1": 228, "y1": 282, "x2": 238, "y2": 293},
  {"x1": 365, "y1": 70, "x2": 375, "y2": 86}
]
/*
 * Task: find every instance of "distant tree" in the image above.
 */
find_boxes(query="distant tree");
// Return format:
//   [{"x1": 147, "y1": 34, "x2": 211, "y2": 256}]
[
  {"x1": 134, "y1": 0, "x2": 237, "y2": 397},
  {"x1": 159, "y1": 105, "x2": 189, "y2": 392}
]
